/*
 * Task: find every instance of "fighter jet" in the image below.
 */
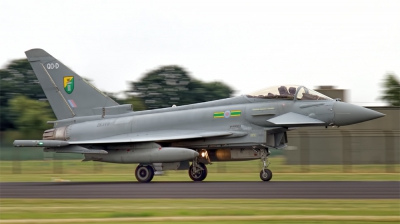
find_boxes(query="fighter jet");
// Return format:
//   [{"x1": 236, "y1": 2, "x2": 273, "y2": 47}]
[{"x1": 14, "y1": 49, "x2": 385, "y2": 182}]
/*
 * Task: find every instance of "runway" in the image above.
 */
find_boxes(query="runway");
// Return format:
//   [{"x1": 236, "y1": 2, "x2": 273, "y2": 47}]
[{"x1": 1, "y1": 181, "x2": 398, "y2": 199}]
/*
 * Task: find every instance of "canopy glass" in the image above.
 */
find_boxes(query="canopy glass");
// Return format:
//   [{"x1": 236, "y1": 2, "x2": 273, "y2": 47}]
[{"x1": 246, "y1": 85, "x2": 332, "y2": 101}]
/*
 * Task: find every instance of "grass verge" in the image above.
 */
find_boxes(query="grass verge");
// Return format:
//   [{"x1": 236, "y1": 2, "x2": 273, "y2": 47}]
[
  {"x1": 1, "y1": 158, "x2": 399, "y2": 182},
  {"x1": 0, "y1": 199, "x2": 399, "y2": 223}
]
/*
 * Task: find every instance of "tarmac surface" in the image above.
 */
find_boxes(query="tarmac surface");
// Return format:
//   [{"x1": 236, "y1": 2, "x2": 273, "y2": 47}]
[{"x1": 1, "y1": 181, "x2": 399, "y2": 199}]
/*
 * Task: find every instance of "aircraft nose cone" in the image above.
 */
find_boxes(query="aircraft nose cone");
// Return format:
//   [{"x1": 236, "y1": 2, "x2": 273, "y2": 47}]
[{"x1": 333, "y1": 102, "x2": 385, "y2": 126}]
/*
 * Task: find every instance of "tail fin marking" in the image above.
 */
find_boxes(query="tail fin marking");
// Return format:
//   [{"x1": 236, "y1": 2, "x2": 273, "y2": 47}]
[
  {"x1": 39, "y1": 63, "x2": 76, "y2": 117},
  {"x1": 25, "y1": 49, "x2": 119, "y2": 120}
]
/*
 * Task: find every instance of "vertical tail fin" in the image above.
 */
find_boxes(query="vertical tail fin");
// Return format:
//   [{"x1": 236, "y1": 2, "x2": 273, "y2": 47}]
[{"x1": 25, "y1": 49, "x2": 118, "y2": 120}]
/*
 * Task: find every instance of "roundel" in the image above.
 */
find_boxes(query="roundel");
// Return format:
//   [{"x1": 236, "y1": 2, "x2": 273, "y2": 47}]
[{"x1": 224, "y1": 110, "x2": 231, "y2": 118}]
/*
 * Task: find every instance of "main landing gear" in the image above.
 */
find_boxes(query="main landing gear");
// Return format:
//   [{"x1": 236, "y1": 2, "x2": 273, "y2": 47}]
[
  {"x1": 257, "y1": 148, "x2": 273, "y2": 181},
  {"x1": 134, "y1": 148, "x2": 270, "y2": 182},
  {"x1": 135, "y1": 165, "x2": 154, "y2": 183},
  {"x1": 189, "y1": 157, "x2": 208, "y2": 181}
]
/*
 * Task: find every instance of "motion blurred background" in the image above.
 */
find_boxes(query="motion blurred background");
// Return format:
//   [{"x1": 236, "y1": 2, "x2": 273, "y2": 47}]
[
  {"x1": 0, "y1": 0, "x2": 399, "y2": 223},
  {"x1": 0, "y1": 59, "x2": 399, "y2": 178},
  {"x1": 1, "y1": 0, "x2": 400, "y2": 175}
]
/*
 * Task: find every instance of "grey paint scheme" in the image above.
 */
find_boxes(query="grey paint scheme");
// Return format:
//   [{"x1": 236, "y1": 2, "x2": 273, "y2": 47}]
[
  {"x1": 84, "y1": 143, "x2": 200, "y2": 163},
  {"x1": 44, "y1": 145, "x2": 108, "y2": 154},
  {"x1": 25, "y1": 49, "x2": 118, "y2": 120},
  {"x1": 14, "y1": 140, "x2": 69, "y2": 147},
  {"x1": 14, "y1": 49, "x2": 385, "y2": 164}
]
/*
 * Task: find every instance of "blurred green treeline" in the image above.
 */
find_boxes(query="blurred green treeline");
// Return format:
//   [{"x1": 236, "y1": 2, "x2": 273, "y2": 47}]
[{"x1": 381, "y1": 72, "x2": 400, "y2": 106}]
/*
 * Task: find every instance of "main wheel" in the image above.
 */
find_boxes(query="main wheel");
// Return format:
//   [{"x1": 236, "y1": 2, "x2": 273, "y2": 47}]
[
  {"x1": 260, "y1": 169, "x2": 273, "y2": 181},
  {"x1": 188, "y1": 163, "x2": 207, "y2": 181},
  {"x1": 135, "y1": 165, "x2": 154, "y2": 183}
]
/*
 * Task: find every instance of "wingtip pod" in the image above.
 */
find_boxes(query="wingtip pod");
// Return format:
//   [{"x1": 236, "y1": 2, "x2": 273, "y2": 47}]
[{"x1": 13, "y1": 140, "x2": 69, "y2": 147}]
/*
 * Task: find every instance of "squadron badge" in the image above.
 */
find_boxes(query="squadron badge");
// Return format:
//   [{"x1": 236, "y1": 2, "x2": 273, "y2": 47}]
[{"x1": 63, "y1": 76, "x2": 74, "y2": 94}]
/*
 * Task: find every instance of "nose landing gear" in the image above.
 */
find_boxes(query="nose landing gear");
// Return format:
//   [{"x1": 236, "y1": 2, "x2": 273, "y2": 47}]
[
  {"x1": 256, "y1": 148, "x2": 272, "y2": 181},
  {"x1": 260, "y1": 168, "x2": 273, "y2": 181}
]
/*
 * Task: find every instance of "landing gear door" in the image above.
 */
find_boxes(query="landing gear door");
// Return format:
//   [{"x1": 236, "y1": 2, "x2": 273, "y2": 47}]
[{"x1": 266, "y1": 131, "x2": 288, "y2": 149}]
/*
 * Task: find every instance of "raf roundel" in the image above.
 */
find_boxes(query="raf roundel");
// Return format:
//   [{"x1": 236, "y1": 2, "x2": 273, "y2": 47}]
[{"x1": 224, "y1": 110, "x2": 231, "y2": 118}]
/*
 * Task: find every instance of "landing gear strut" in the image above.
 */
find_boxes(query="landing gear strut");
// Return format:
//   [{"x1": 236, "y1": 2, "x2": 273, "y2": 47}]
[
  {"x1": 189, "y1": 157, "x2": 208, "y2": 181},
  {"x1": 135, "y1": 165, "x2": 154, "y2": 183},
  {"x1": 257, "y1": 148, "x2": 272, "y2": 181}
]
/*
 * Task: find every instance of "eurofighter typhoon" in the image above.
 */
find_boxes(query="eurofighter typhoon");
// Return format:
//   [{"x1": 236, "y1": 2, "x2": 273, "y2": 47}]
[{"x1": 14, "y1": 49, "x2": 385, "y2": 182}]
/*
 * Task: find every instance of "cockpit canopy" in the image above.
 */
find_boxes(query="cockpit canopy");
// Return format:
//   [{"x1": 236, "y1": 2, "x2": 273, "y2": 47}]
[{"x1": 246, "y1": 85, "x2": 332, "y2": 101}]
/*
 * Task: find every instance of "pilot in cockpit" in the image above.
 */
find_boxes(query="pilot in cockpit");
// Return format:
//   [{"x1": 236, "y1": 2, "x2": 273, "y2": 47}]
[{"x1": 246, "y1": 85, "x2": 331, "y2": 101}]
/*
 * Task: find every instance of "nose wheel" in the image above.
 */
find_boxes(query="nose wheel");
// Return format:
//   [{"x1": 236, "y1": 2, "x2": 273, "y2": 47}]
[
  {"x1": 135, "y1": 165, "x2": 154, "y2": 183},
  {"x1": 256, "y1": 148, "x2": 273, "y2": 181},
  {"x1": 260, "y1": 169, "x2": 273, "y2": 181}
]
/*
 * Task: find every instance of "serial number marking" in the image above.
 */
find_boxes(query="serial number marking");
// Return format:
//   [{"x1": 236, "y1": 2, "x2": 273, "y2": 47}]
[
  {"x1": 252, "y1": 107, "x2": 274, "y2": 111},
  {"x1": 97, "y1": 122, "x2": 110, "y2": 127},
  {"x1": 46, "y1": 63, "x2": 59, "y2": 69}
]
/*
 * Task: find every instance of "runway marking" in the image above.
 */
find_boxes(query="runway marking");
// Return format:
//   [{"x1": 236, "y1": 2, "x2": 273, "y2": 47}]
[{"x1": 1, "y1": 215, "x2": 399, "y2": 223}]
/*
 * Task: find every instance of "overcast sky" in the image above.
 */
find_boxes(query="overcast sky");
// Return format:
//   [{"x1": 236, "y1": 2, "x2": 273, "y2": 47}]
[{"x1": 1, "y1": 0, "x2": 399, "y2": 106}]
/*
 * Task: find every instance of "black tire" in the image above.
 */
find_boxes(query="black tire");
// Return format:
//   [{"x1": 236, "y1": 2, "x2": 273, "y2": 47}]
[
  {"x1": 135, "y1": 165, "x2": 154, "y2": 183},
  {"x1": 260, "y1": 169, "x2": 273, "y2": 181},
  {"x1": 188, "y1": 163, "x2": 207, "y2": 181},
  {"x1": 148, "y1": 170, "x2": 154, "y2": 182}
]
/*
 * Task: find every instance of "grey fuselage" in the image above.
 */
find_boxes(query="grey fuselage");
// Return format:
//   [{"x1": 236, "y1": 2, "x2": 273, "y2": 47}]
[
  {"x1": 36, "y1": 91, "x2": 385, "y2": 164},
  {"x1": 56, "y1": 96, "x2": 328, "y2": 149}
]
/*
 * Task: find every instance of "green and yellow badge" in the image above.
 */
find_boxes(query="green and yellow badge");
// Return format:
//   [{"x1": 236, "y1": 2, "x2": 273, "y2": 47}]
[
  {"x1": 214, "y1": 110, "x2": 241, "y2": 118},
  {"x1": 63, "y1": 76, "x2": 74, "y2": 94}
]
